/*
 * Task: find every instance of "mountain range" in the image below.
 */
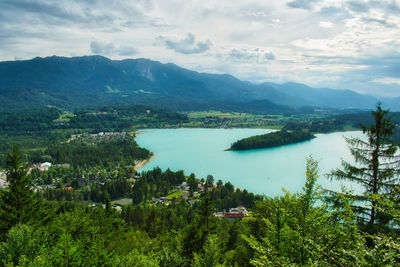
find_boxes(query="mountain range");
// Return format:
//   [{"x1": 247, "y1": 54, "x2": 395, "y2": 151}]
[{"x1": 0, "y1": 55, "x2": 398, "y2": 112}]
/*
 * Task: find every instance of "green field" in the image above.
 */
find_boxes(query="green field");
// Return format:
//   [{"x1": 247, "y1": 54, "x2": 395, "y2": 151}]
[
  {"x1": 188, "y1": 110, "x2": 273, "y2": 120},
  {"x1": 185, "y1": 110, "x2": 287, "y2": 129},
  {"x1": 53, "y1": 112, "x2": 75, "y2": 123},
  {"x1": 111, "y1": 197, "x2": 133, "y2": 206},
  {"x1": 166, "y1": 190, "x2": 186, "y2": 200}
]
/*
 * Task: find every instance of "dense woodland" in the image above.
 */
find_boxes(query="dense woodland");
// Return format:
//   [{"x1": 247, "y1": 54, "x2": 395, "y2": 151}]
[
  {"x1": 45, "y1": 139, "x2": 150, "y2": 167},
  {"x1": 0, "y1": 104, "x2": 400, "y2": 266},
  {"x1": 0, "y1": 105, "x2": 187, "y2": 167},
  {"x1": 0, "y1": 105, "x2": 188, "y2": 135},
  {"x1": 229, "y1": 130, "x2": 315, "y2": 150},
  {"x1": 284, "y1": 111, "x2": 400, "y2": 137}
]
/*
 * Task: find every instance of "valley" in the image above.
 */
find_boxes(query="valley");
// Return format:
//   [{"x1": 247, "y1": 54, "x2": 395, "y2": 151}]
[
  {"x1": 1, "y1": 80, "x2": 400, "y2": 266},
  {"x1": 2, "y1": 0, "x2": 400, "y2": 264}
]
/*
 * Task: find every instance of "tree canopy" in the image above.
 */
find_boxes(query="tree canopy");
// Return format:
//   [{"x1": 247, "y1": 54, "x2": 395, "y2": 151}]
[
  {"x1": 328, "y1": 103, "x2": 400, "y2": 227},
  {"x1": 0, "y1": 146, "x2": 43, "y2": 238},
  {"x1": 229, "y1": 130, "x2": 315, "y2": 151}
]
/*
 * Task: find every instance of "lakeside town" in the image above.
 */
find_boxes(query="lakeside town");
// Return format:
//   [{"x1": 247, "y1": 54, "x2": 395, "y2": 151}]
[{"x1": 1, "y1": 157, "x2": 250, "y2": 221}]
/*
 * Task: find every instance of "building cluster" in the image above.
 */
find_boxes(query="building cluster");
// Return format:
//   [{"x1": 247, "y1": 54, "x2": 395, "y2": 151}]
[
  {"x1": 0, "y1": 171, "x2": 7, "y2": 189},
  {"x1": 214, "y1": 205, "x2": 249, "y2": 220},
  {"x1": 33, "y1": 184, "x2": 56, "y2": 192},
  {"x1": 70, "y1": 132, "x2": 131, "y2": 143},
  {"x1": 149, "y1": 180, "x2": 215, "y2": 206},
  {"x1": 29, "y1": 162, "x2": 52, "y2": 172},
  {"x1": 193, "y1": 116, "x2": 283, "y2": 128},
  {"x1": 177, "y1": 181, "x2": 190, "y2": 191},
  {"x1": 149, "y1": 197, "x2": 168, "y2": 204}
]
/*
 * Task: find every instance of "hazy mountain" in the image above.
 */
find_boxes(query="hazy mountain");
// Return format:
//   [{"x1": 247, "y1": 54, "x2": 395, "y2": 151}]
[
  {"x1": 254, "y1": 82, "x2": 380, "y2": 109},
  {"x1": 0, "y1": 55, "x2": 397, "y2": 111}
]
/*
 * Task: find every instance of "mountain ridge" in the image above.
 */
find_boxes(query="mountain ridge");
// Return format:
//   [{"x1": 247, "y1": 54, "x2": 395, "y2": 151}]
[{"x1": 0, "y1": 55, "x2": 398, "y2": 111}]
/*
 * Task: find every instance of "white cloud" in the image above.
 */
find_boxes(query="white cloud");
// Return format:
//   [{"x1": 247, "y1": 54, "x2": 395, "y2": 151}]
[
  {"x1": 373, "y1": 78, "x2": 400, "y2": 86},
  {"x1": 90, "y1": 41, "x2": 138, "y2": 56},
  {"x1": 227, "y1": 47, "x2": 275, "y2": 63},
  {"x1": 287, "y1": 0, "x2": 321, "y2": 10},
  {"x1": 157, "y1": 33, "x2": 212, "y2": 54},
  {"x1": 116, "y1": 46, "x2": 139, "y2": 56},
  {"x1": 90, "y1": 41, "x2": 115, "y2": 55},
  {"x1": 319, "y1": 21, "x2": 333, "y2": 28}
]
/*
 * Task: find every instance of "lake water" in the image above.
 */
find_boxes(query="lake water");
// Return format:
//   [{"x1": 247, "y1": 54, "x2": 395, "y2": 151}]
[{"x1": 136, "y1": 128, "x2": 365, "y2": 196}]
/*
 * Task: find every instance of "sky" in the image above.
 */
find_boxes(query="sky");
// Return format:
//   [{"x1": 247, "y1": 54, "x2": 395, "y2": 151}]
[{"x1": 0, "y1": 0, "x2": 399, "y2": 97}]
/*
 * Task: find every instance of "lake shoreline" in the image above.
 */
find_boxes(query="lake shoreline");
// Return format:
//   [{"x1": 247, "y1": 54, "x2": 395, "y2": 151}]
[
  {"x1": 134, "y1": 154, "x2": 156, "y2": 171},
  {"x1": 135, "y1": 126, "x2": 361, "y2": 135},
  {"x1": 135, "y1": 128, "x2": 364, "y2": 195}
]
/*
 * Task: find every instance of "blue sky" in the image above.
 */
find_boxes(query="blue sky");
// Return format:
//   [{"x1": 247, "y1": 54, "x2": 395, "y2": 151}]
[{"x1": 0, "y1": 0, "x2": 399, "y2": 97}]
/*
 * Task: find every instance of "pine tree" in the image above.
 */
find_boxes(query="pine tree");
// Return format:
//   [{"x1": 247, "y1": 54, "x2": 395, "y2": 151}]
[
  {"x1": 192, "y1": 234, "x2": 222, "y2": 267},
  {"x1": 328, "y1": 103, "x2": 400, "y2": 226},
  {"x1": 0, "y1": 146, "x2": 43, "y2": 239},
  {"x1": 199, "y1": 191, "x2": 214, "y2": 234},
  {"x1": 104, "y1": 191, "x2": 112, "y2": 215}
]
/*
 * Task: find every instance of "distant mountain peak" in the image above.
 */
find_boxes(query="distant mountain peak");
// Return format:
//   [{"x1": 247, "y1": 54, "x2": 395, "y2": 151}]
[{"x1": 0, "y1": 55, "x2": 398, "y2": 111}]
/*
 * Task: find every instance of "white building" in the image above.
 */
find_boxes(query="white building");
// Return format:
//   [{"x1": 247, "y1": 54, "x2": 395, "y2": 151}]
[
  {"x1": 0, "y1": 171, "x2": 8, "y2": 189},
  {"x1": 39, "y1": 162, "x2": 52, "y2": 171}
]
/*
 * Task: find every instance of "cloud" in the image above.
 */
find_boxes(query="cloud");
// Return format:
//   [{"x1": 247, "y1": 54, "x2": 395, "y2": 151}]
[
  {"x1": 90, "y1": 41, "x2": 115, "y2": 55},
  {"x1": 358, "y1": 52, "x2": 400, "y2": 78},
  {"x1": 298, "y1": 50, "x2": 400, "y2": 96},
  {"x1": 0, "y1": 0, "x2": 157, "y2": 28},
  {"x1": 373, "y1": 77, "x2": 400, "y2": 86},
  {"x1": 1, "y1": 0, "x2": 105, "y2": 26},
  {"x1": 90, "y1": 41, "x2": 138, "y2": 56},
  {"x1": 361, "y1": 17, "x2": 397, "y2": 28},
  {"x1": 1, "y1": 0, "x2": 78, "y2": 21},
  {"x1": 227, "y1": 47, "x2": 275, "y2": 63},
  {"x1": 345, "y1": 0, "x2": 400, "y2": 15},
  {"x1": 347, "y1": 1, "x2": 370, "y2": 13},
  {"x1": 157, "y1": 33, "x2": 211, "y2": 54},
  {"x1": 318, "y1": 6, "x2": 344, "y2": 15},
  {"x1": 287, "y1": 0, "x2": 320, "y2": 10},
  {"x1": 319, "y1": 21, "x2": 333, "y2": 28},
  {"x1": 117, "y1": 46, "x2": 139, "y2": 56}
]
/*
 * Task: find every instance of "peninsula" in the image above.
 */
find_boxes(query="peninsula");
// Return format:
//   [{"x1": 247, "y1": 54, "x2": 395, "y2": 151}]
[{"x1": 228, "y1": 130, "x2": 315, "y2": 151}]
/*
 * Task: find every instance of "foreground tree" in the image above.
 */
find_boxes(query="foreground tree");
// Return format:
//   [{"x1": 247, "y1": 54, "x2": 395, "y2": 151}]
[
  {"x1": 0, "y1": 146, "x2": 43, "y2": 239},
  {"x1": 328, "y1": 103, "x2": 400, "y2": 226},
  {"x1": 247, "y1": 156, "x2": 368, "y2": 266},
  {"x1": 366, "y1": 187, "x2": 400, "y2": 264}
]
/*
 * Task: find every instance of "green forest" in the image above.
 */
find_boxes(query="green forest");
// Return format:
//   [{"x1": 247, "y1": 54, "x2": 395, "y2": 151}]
[
  {"x1": 0, "y1": 105, "x2": 187, "y2": 168},
  {"x1": 0, "y1": 104, "x2": 399, "y2": 266},
  {"x1": 229, "y1": 130, "x2": 315, "y2": 150}
]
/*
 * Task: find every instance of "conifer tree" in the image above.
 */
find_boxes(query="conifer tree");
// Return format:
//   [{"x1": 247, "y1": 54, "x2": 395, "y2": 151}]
[
  {"x1": 200, "y1": 191, "x2": 214, "y2": 234},
  {"x1": 328, "y1": 103, "x2": 400, "y2": 226},
  {"x1": 104, "y1": 191, "x2": 111, "y2": 214},
  {"x1": 0, "y1": 146, "x2": 42, "y2": 239}
]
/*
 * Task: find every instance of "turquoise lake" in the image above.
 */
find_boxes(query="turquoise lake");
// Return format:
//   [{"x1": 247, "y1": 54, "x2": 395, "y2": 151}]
[{"x1": 136, "y1": 128, "x2": 365, "y2": 196}]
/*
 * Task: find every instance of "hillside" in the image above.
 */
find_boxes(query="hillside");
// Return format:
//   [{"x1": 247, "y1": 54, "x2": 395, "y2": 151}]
[{"x1": 0, "y1": 55, "x2": 398, "y2": 111}]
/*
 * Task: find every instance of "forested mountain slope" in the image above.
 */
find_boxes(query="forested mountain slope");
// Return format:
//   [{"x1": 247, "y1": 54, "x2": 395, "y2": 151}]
[{"x1": 0, "y1": 55, "x2": 398, "y2": 111}]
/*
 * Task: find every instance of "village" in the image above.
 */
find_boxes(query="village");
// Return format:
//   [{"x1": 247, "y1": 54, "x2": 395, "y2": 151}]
[
  {"x1": 119, "y1": 178, "x2": 249, "y2": 220},
  {"x1": 69, "y1": 131, "x2": 132, "y2": 143},
  {"x1": 2, "y1": 160, "x2": 249, "y2": 220}
]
